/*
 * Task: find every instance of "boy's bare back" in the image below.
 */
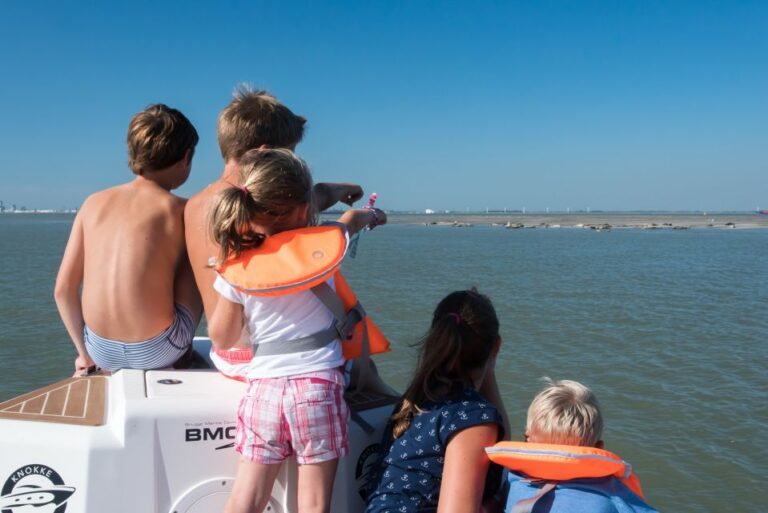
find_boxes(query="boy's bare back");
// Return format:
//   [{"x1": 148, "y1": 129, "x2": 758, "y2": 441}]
[
  {"x1": 77, "y1": 181, "x2": 187, "y2": 340},
  {"x1": 55, "y1": 104, "x2": 200, "y2": 374},
  {"x1": 185, "y1": 178, "x2": 233, "y2": 321}
]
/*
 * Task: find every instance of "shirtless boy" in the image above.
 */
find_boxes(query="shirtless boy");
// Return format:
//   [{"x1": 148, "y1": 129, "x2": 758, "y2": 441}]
[
  {"x1": 184, "y1": 87, "x2": 362, "y2": 376},
  {"x1": 55, "y1": 104, "x2": 202, "y2": 375}
]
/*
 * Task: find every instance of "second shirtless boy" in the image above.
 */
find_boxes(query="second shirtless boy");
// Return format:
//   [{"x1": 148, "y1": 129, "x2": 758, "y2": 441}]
[{"x1": 185, "y1": 87, "x2": 363, "y2": 378}]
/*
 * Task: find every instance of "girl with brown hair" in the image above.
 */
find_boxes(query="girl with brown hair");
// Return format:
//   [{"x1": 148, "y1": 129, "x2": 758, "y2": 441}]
[{"x1": 365, "y1": 289, "x2": 509, "y2": 513}]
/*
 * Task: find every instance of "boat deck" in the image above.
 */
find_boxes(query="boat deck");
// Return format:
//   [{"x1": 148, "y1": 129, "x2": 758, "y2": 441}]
[{"x1": 0, "y1": 376, "x2": 107, "y2": 426}]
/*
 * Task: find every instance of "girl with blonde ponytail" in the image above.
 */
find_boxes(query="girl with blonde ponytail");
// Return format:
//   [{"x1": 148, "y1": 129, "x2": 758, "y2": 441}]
[
  {"x1": 366, "y1": 289, "x2": 509, "y2": 513},
  {"x1": 208, "y1": 147, "x2": 317, "y2": 265},
  {"x1": 207, "y1": 148, "x2": 386, "y2": 513}
]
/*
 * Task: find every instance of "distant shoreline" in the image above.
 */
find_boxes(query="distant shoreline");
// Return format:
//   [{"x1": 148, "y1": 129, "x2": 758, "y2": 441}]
[
  {"x1": 4, "y1": 210, "x2": 767, "y2": 230},
  {"x1": 0, "y1": 210, "x2": 77, "y2": 214},
  {"x1": 351, "y1": 212, "x2": 768, "y2": 230}
]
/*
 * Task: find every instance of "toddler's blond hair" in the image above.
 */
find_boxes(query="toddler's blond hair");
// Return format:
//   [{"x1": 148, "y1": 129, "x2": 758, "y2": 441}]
[{"x1": 526, "y1": 378, "x2": 603, "y2": 447}]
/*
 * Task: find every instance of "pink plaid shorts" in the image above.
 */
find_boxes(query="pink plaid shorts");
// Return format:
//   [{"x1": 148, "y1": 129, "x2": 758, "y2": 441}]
[{"x1": 235, "y1": 369, "x2": 349, "y2": 465}]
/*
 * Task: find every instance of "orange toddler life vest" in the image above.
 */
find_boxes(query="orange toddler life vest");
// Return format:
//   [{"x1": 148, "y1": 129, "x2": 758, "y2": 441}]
[
  {"x1": 216, "y1": 223, "x2": 390, "y2": 360},
  {"x1": 485, "y1": 441, "x2": 645, "y2": 499}
]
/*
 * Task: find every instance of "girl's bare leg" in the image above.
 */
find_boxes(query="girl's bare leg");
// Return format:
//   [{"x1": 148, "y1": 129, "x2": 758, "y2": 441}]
[
  {"x1": 296, "y1": 459, "x2": 338, "y2": 513},
  {"x1": 224, "y1": 458, "x2": 282, "y2": 513}
]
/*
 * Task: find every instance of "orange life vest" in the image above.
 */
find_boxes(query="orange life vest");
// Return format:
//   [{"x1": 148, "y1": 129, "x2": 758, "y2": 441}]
[
  {"x1": 217, "y1": 223, "x2": 390, "y2": 360},
  {"x1": 485, "y1": 441, "x2": 645, "y2": 499}
]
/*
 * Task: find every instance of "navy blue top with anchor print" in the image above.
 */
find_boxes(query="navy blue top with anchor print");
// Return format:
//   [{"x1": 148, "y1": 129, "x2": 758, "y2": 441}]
[{"x1": 365, "y1": 388, "x2": 503, "y2": 513}]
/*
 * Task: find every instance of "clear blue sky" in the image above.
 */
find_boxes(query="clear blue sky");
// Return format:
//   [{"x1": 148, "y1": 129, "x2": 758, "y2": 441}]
[{"x1": 1, "y1": 1, "x2": 766, "y2": 212}]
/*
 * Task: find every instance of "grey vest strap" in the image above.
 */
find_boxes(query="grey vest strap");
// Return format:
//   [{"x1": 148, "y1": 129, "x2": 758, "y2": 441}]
[
  {"x1": 250, "y1": 282, "x2": 365, "y2": 357},
  {"x1": 249, "y1": 280, "x2": 380, "y2": 435},
  {"x1": 511, "y1": 481, "x2": 557, "y2": 513},
  {"x1": 309, "y1": 282, "x2": 378, "y2": 435},
  {"x1": 315, "y1": 279, "x2": 377, "y2": 434},
  {"x1": 251, "y1": 327, "x2": 339, "y2": 357},
  {"x1": 312, "y1": 282, "x2": 373, "y2": 394},
  {"x1": 311, "y1": 282, "x2": 366, "y2": 341}
]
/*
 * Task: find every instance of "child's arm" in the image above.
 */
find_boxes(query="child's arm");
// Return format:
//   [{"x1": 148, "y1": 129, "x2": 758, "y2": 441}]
[
  {"x1": 208, "y1": 295, "x2": 245, "y2": 350},
  {"x1": 313, "y1": 182, "x2": 364, "y2": 211},
  {"x1": 54, "y1": 211, "x2": 92, "y2": 375},
  {"x1": 337, "y1": 208, "x2": 387, "y2": 236},
  {"x1": 438, "y1": 424, "x2": 500, "y2": 513}
]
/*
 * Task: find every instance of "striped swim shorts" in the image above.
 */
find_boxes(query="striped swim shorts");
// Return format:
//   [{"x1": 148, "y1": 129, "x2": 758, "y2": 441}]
[
  {"x1": 236, "y1": 368, "x2": 349, "y2": 465},
  {"x1": 84, "y1": 304, "x2": 195, "y2": 371}
]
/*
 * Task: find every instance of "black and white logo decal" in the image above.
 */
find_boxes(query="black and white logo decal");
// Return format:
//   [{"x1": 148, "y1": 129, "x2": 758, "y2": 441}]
[
  {"x1": 1, "y1": 465, "x2": 75, "y2": 513},
  {"x1": 185, "y1": 421, "x2": 237, "y2": 450}
]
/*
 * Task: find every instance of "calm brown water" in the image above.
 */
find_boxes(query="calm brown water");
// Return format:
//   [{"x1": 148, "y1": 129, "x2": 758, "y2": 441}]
[{"x1": 1, "y1": 213, "x2": 766, "y2": 513}]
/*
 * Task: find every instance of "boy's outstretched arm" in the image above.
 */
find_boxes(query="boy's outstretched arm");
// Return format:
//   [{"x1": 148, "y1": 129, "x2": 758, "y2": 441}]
[
  {"x1": 313, "y1": 183, "x2": 363, "y2": 211},
  {"x1": 54, "y1": 211, "x2": 92, "y2": 375}
]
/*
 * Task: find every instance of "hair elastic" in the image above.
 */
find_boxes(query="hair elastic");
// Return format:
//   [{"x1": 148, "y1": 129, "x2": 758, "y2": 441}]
[
  {"x1": 239, "y1": 185, "x2": 249, "y2": 197},
  {"x1": 446, "y1": 312, "x2": 462, "y2": 325}
]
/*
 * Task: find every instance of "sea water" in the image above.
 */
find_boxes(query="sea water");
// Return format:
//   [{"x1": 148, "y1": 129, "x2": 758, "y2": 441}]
[{"x1": 1, "y1": 213, "x2": 766, "y2": 513}]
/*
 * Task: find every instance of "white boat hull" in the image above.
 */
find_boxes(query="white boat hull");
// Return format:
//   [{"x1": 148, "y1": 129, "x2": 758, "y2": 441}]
[{"x1": 0, "y1": 340, "x2": 396, "y2": 513}]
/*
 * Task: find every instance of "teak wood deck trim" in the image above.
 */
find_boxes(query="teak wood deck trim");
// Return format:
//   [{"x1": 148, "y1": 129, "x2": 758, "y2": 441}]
[{"x1": 0, "y1": 376, "x2": 107, "y2": 426}]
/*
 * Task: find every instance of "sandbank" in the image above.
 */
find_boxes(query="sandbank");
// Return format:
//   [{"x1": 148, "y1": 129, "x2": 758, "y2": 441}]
[{"x1": 382, "y1": 213, "x2": 768, "y2": 230}]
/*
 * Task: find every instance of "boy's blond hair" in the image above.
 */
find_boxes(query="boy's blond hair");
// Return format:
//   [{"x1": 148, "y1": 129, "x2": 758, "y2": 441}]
[
  {"x1": 526, "y1": 378, "x2": 603, "y2": 447},
  {"x1": 127, "y1": 104, "x2": 198, "y2": 174},
  {"x1": 217, "y1": 86, "x2": 306, "y2": 161}
]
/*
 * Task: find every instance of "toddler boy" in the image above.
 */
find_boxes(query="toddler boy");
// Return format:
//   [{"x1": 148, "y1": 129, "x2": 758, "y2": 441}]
[{"x1": 498, "y1": 379, "x2": 658, "y2": 513}]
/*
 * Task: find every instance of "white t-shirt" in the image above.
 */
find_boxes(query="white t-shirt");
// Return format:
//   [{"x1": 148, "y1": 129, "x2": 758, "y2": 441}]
[{"x1": 213, "y1": 274, "x2": 345, "y2": 379}]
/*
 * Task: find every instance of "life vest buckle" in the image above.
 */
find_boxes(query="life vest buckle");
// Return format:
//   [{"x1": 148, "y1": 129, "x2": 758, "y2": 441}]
[{"x1": 334, "y1": 302, "x2": 366, "y2": 342}]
